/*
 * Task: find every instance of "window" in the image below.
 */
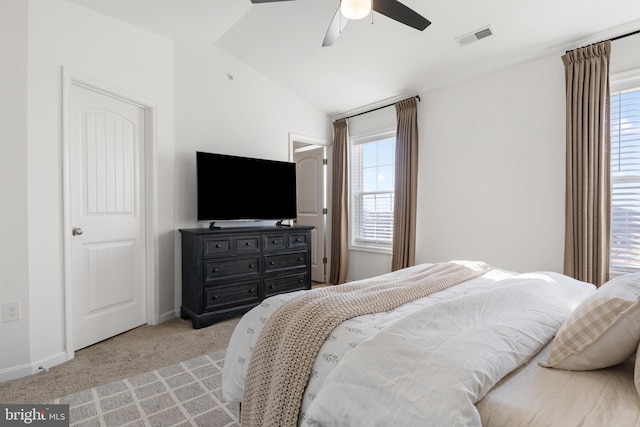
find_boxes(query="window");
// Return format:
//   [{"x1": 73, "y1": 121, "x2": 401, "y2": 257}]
[
  {"x1": 350, "y1": 131, "x2": 396, "y2": 252},
  {"x1": 610, "y1": 78, "x2": 640, "y2": 275}
]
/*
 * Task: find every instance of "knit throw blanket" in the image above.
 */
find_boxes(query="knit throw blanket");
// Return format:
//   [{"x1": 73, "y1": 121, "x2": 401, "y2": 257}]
[{"x1": 240, "y1": 261, "x2": 493, "y2": 427}]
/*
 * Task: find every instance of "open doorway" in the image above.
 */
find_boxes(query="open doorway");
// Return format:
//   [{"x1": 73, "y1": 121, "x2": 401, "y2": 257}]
[{"x1": 290, "y1": 133, "x2": 329, "y2": 284}]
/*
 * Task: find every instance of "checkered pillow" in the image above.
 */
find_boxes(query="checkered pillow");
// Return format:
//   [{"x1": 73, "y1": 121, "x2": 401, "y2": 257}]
[{"x1": 541, "y1": 272, "x2": 640, "y2": 370}]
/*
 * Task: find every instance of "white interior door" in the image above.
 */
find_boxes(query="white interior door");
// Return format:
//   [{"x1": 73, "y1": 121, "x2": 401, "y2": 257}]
[
  {"x1": 69, "y1": 83, "x2": 147, "y2": 350},
  {"x1": 294, "y1": 144, "x2": 326, "y2": 283}
]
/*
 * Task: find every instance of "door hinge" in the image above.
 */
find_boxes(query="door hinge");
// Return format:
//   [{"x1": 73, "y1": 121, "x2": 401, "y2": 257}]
[
  {"x1": 323, "y1": 208, "x2": 328, "y2": 215},
  {"x1": 323, "y1": 158, "x2": 328, "y2": 165},
  {"x1": 323, "y1": 257, "x2": 328, "y2": 264}
]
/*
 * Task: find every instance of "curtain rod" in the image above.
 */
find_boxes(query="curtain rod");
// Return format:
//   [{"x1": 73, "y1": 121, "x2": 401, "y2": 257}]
[
  {"x1": 565, "y1": 28, "x2": 640, "y2": 53},
  {"x1": 337, "y1": 95, "x2": 421, "y2": 122}
]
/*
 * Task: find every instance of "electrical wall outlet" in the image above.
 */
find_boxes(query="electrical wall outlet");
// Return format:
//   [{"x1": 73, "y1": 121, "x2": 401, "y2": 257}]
[{"x1": 3, "y1": 301, "x2": 21, "y2": 322}]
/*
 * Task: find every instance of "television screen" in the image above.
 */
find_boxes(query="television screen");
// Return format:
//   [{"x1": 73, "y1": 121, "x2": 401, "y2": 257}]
[{"x1": 196, "y1": 151, "x2": 298, "y2": 222}]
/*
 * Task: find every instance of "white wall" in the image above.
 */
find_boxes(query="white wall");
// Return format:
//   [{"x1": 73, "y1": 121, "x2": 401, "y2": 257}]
[
  {"x1": 172, "y1": 40, "x2": 331, "y2": 305},
  {"x1": 344, "y1": 54, "x2": 568, "y2": 278},
  {"x1": 0, "y1": 0, "x2": 30, "y2": 373},
  {"x1": 343, "y1": 53, "x2": 569, "y2": 279},
  {"x1": 611, "y1": 34, "x2": 640, "y2": 74},
  {"x1": 416, "y1": 54, "x2": 566, "y2": 272},
  {"x1": 415, "y1": 35, "x2": 640, "y2": 273},
  {"x1": 0, "y1": 0, "x2": 175, "y2": 381}
]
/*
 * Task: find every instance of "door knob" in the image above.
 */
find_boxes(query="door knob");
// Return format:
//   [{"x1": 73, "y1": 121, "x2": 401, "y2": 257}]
[{"x1": 72, "y1": 227, "x2": 83, "y2": 236}]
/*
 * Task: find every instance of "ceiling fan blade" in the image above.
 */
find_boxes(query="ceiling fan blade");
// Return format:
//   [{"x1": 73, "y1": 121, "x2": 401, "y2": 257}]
[
  {"x1": 322, "y1": 6, "x2": 349, "y2": 47},
  {"x1": 250, "y1": 0, "x2": 296, "y2": 3},
  {"x1": 372, "y1": 0, "x2": 431, "y2": 31}
]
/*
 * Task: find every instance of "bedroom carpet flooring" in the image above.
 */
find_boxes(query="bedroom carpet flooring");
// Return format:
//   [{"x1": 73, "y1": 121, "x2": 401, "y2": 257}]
[{"x1": 0, "y1": 316, "x2": 240, "y2": 405}]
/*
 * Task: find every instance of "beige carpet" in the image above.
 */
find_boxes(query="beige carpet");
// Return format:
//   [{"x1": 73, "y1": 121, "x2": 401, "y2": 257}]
[{"x1": 0, "y1": 316, "x2": 240, "y2": 405}]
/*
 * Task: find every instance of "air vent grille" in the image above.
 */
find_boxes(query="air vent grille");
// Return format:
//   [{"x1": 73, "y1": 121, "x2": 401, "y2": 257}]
[{"x1": 455, "y1": 26, "x2": 495, "y2": 47}]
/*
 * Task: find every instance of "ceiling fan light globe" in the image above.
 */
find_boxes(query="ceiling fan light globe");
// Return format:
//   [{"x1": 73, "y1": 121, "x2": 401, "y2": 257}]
[{"x1": 340, "y1": 0, "x2": 371, "y2": 20}]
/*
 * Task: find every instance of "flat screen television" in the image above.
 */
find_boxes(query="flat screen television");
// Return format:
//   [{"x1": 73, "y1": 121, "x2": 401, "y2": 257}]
[{"x1": 196, "y1": 151, "x2": 297, "y2": 226}]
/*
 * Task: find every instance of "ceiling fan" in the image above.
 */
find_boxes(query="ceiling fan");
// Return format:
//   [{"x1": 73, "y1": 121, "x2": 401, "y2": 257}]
[{"x1": 250, "y1": 0, "x2": 431, "y2": 47}]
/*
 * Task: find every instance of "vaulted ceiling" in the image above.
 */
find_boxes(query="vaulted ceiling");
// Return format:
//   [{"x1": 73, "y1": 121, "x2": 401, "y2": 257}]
[{"x1": 66, "y1": 0, "x2": 640, "y2": 116}]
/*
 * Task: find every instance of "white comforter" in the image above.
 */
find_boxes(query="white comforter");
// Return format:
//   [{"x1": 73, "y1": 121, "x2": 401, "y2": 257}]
[{"x1": 221, "y1": 264, "x2": 596, "y2": 426}]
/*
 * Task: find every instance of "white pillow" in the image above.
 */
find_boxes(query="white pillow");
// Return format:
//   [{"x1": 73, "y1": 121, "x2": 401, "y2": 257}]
[{"x1": 541, "y1": 272, "x2": 640, "y2": 370}]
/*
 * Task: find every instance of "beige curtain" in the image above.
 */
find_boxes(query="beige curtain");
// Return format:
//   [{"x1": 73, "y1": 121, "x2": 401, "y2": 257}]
[
  {"x1": 329, "y1": 119, "x2": 349, "y2": 284},
  {"x1": 391, "y1": 97, "x2": 419, "y2": 271},
  {"x1": 562, "y1": 41, "x2": 611, "y2": 286}
]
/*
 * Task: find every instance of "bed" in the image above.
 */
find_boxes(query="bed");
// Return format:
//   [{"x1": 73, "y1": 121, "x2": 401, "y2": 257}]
[{"x1": 221, "y1": 261, "x2": 640, "y2": 426}]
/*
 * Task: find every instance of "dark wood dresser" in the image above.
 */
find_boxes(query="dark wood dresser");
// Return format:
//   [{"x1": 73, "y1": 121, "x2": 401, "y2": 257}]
[{"x1": 179, "y1": 226, "x2": 313, "y2": 329}]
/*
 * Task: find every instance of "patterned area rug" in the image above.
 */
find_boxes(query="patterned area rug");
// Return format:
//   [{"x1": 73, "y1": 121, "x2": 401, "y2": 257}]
[{"x1": 51, "y1": 349, "x2": 239, "y2": 427}]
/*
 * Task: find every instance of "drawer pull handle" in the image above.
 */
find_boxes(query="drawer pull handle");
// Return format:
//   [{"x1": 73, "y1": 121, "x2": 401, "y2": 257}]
[
  {"x1": 213, "y1": 268, "x2": 219, "y2": 272},
  {"x1": 296, "y1": 238, "x2": 301, "y2": 242},
  {"x1": 248, "y1": 289, "x2": 254, "y2": 293},
  {"x1": 298, "y1": 257, "x2": 303, "y2": 261},
  {"x1": 298, "y1": 280, "x2": 303, "y2": 284},
  {"x1": 249, "y1": 264, "x2": 255, "y2": 268},
  {"x1": 215, "y1": 244, "x2": 221, "y2": 248},
  {"x1": 246, "y1": 242, "x2": 250, "y2": 246},
  {"x1": 269, "y1": 285, "x2": 274, "y2": 289},
  {"x1": 272, "y1": 240, "x2": 277, "y2": 244},
  {"x1": 211, "y1": 296, "x2": 218, "y2": 300},
  {"x1": 270, "y1": 261, "x2": 275, "y2": 265}
]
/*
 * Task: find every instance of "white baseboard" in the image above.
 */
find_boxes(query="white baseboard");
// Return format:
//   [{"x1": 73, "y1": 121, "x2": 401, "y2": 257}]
[
  {"x1": 0, "y1": 351, "x2": 68, "y2": 383},
  {"x1": 1, "y1": 309, "x2": 186, "y2": 384},
  {"x1": 157, "y1": 308, "x2": 179, "y2": 325}
]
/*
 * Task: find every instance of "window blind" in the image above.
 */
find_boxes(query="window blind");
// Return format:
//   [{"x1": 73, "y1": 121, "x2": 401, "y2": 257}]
[
  {"x1": 610, "y1": 87, "x2": 640, "y2": 273},
  {"x1": 351, "y1": 136, "x2": 395, "y2": 249}
]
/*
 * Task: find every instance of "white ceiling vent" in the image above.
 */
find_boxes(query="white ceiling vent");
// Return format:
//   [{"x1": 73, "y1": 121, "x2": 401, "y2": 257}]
[{"x1": 455, "y1": 26, "x2": 495, "y2": 47}]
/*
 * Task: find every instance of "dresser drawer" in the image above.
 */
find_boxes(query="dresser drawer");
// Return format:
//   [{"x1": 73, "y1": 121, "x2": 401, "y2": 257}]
[
  {"x1": 264, "y1": 251, "x2": 307, "y2": 273},
  {"x1": 264, "y1": 273, "x2": 308, "y2": 297},
  {"x1": 204, "y1": 257, "x2": 260, "y2": 281},
  {"x1": 289, "y1": 233, "x2": 309, "y2": 248},
  {"x1": 236, "y1": 236, "x2": 260, "y2": 252},
  {"x1": 263, "y1": 234, "x2": 286, "y2": 250},
  {"x1": 205, "y1": 281, "x2": 260, "y2": 311},
  {"x1": 202, "y1": 237, "x2": 232, "y2": 257}
]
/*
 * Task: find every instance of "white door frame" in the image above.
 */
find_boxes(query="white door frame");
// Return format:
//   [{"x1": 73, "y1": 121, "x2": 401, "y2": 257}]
[
  {"x1": 289, "y1": 132, "x2": 331, "y2": 282},
  {"x1": 61, "y1": 67, "x2": 159, "y2": 360}
]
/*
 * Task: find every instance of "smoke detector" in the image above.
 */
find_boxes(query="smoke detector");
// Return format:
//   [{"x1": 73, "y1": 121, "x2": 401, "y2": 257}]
[{"x1": 455, "y1": 25, "x2": 495, "y2": 47}]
